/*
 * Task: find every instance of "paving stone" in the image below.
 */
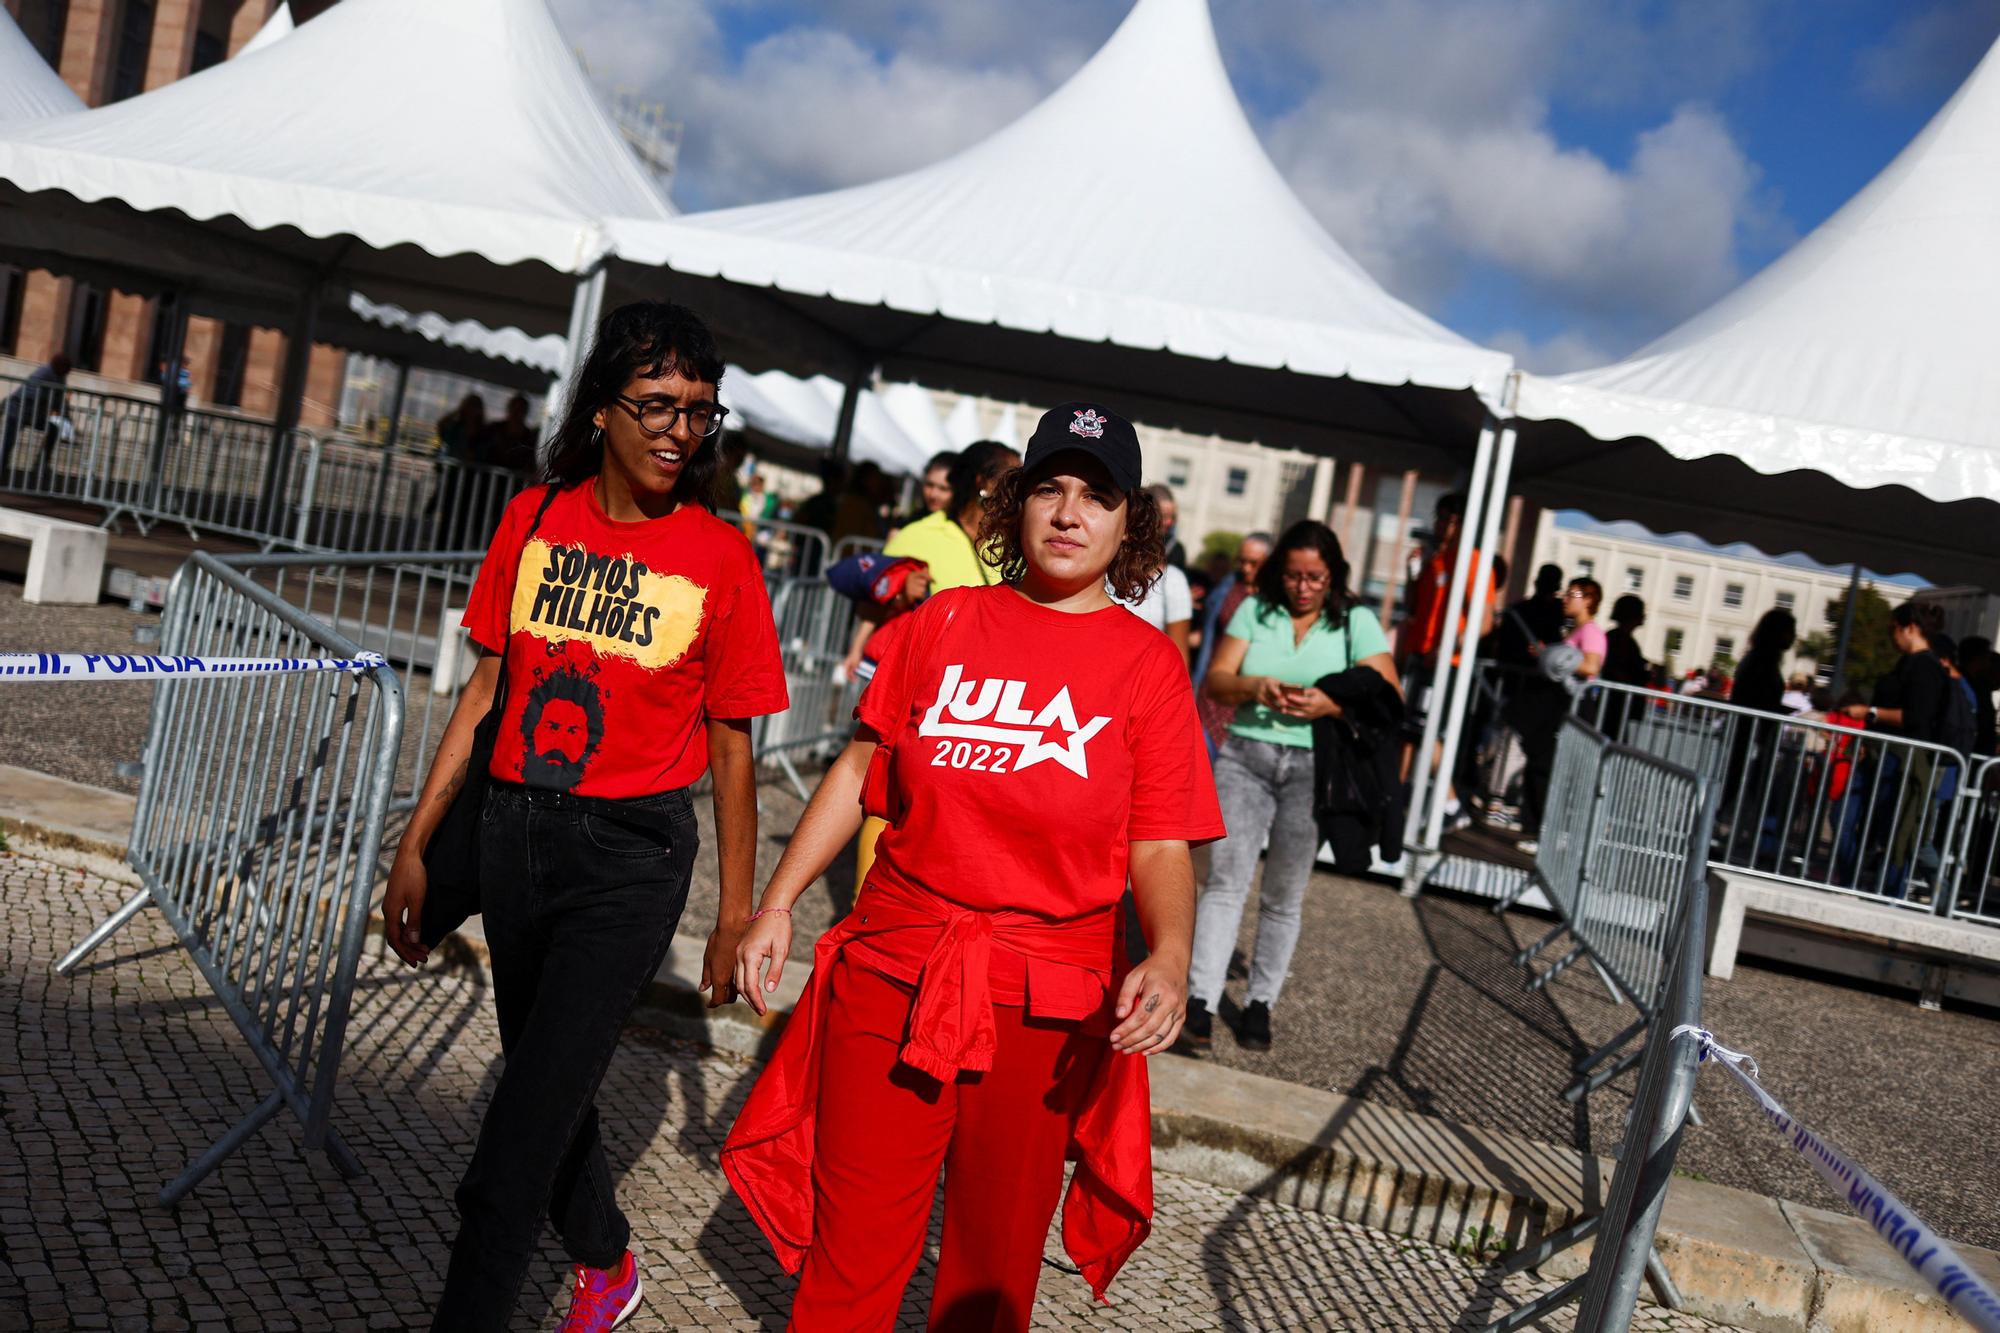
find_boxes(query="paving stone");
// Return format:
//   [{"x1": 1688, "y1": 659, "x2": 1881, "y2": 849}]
[{"x1": 0, "y1": 845, "x2": 1741, "y2": 1330}]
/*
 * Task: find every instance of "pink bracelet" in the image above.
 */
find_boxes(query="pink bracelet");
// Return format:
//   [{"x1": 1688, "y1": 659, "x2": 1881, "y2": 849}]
[{"x1": 750, "y1": 906, "x2": 792, "y2": 922}]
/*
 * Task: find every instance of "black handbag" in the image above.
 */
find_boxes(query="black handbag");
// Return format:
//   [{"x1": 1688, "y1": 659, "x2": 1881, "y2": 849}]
[{"x1": 420, "y1": 482, "x2": 561, "y2": 948}]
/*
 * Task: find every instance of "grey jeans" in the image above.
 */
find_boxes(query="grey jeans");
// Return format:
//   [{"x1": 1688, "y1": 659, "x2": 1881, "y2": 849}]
[{"x1": 1188, "y1": 734, "x2": 1320, "y2": 1009}]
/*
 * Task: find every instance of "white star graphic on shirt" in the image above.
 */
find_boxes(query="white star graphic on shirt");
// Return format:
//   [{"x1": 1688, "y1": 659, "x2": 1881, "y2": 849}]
[{"x1": 918, "y1": 666, "x2": 1112, "y2": 778}]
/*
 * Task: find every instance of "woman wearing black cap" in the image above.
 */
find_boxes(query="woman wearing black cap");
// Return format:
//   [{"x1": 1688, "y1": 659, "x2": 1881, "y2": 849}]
[{"x1": 724, "y1": 403, "x2": 1224, "y2": 1330}]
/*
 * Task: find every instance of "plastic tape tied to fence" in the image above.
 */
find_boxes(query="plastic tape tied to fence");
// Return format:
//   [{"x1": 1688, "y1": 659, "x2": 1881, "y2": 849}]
[
  {"x1": 1671, "y1": 1025, "x2": 2000, "y2": 1333},
  {"x1": 0, "y1": 652, "x2": 388, "y2": 681}
]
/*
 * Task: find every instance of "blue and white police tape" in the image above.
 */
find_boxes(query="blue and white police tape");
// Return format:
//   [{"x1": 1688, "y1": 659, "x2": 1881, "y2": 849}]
[
  {"x1": 0, "y1": 651, "x2": 388, "y2": 681},
  {"x1": 1672, "y1": 1025, "x2": 2000, "y2": 1333}
]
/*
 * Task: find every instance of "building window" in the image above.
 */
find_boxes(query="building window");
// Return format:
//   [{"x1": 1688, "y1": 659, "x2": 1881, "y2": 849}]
[
  {"x1": 1774, "y1": 590, "x2": 1796, "y2": 611},
  {"x1": 1714, "y1": 636, "x2": 1737, "y2": 662},
  {"x1": 111, "y1": 1, "x2": 156, "y2": 103},
  {"x1": 1664, "y1": 627, "x2": 1685, "y2": 656},
  {"x1": 1673, "y1": 574, "x2": 1693, "y2": 601},
  {"x1": 1624, "y1": 566, "x2": 1644, "y2": 593},
  {"x1": 211, "y1": 322, "x2": 251, "y2": 410},
  {"x1": 1722, "y1": 582, "x2": 1745, "y2": 610},
  {"x1": 1167, "y1": 456, "x2": 1191, "y2": 487},
  {"x1": 1225, "y1": 466, "x2": 1249, "y2": 497},
  {"x1": 1576, "y1": 557, "x2": 1596, "y2": 580}
]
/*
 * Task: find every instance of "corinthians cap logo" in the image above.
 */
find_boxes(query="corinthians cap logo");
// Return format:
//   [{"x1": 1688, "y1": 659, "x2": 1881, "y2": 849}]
[{"x1": 1069, "y1": 408, "x2": 1108, "y2": 439}]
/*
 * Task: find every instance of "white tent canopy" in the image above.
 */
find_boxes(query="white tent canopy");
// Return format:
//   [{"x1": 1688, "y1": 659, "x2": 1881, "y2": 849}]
[
  {"x1": 0, "y1": 9, "x2": 83, "y2": 124},
  {"x1": 877, "y1": 384, "x2": 953, "y2": 463},
  {"x1": 723, "y1": 371, "x2": 932, "y2": 477},
  {"x1": 0, "y1": 0, "x2": 670, "y2": 334},
  {"x1": 1512, "y1": 36, "x2": 2000, "y2": 587},
  {"x1": 235, "y1": 3, "x2": 294, "y2": 59},
  {"x1": 605, "y1": 0, "x2": 1510, "y2": 470}
]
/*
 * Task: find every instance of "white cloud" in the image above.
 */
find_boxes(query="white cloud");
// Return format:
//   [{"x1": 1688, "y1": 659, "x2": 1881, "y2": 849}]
[
  {"x1": 1856, "y1": 0, "x2": 2000, "y2": 103},
  {"x1": 550, "y1": 0, "x2": 1789, "y2": 355},
  {"x1": 1486, "y1": 328, "x2": 1611, "y2": 375}
]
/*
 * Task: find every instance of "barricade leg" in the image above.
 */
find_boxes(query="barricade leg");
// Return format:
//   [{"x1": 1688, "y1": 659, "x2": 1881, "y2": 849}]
[
  {"x1": 1572, "y1": 1014, "x2": 1648, "y2": 1076},
  {"x1": 1512, "y1": 922, "x2": 1566, "y2": 968},
  {"x1": 1528, "y1": 944, "x2": 1582, "y2": 990},
  {"x1": 53, "y1": 888, "x2": 152, "y2": 975},
  {"x1": 159, "y1": 1089, "x2": 286, "y2": 1207}
]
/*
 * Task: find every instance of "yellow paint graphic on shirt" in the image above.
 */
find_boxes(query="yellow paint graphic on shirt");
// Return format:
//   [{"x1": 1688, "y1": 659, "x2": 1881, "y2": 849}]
[{"x1": 509, "y1": 538, "x2": 708, "y2": 671}]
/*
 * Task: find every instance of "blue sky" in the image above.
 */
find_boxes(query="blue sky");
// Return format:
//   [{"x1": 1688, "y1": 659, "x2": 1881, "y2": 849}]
[{"x1": 550, "y1": 0, "x2": 2000, "y2": 372}]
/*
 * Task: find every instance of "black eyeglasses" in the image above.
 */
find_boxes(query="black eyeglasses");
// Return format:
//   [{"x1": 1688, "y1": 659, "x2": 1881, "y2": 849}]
[{"x1": 613, "y1": 394, "x2": 729, "y2": 439}]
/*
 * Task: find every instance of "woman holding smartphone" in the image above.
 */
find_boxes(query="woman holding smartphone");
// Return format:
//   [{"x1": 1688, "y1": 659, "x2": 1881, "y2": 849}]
[
  {"x1": 727, "y1": 403, "x2": 1222, "y2": 1331},
  {"x1": 381, "y1": 302, "x2": 789, "y2": 1332},
  {"x1": 1184, "y1": 519, "x2": 1399, "y2": 1055}
]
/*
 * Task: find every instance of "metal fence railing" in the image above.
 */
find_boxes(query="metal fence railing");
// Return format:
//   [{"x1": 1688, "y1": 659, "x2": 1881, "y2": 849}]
[
  {"x1": 1479, "y1": 720, "x2": 1717, "y2": 1331},
  {"x1": 1575, "y1": 679, "x2": 1970, "y2": 914},
  {"x1": 0, "y1": 370, "x2": 525, "y2": 555},
  {"x1": 1500, "y1": 718, "x2": 1713, "y2": 1104},
  {"x1": 50, "y1": 552, "x2": 405, "y2": 1204},
  {"x1": 1947, "y1": 756, "x2": 2000, "y2": 927}
]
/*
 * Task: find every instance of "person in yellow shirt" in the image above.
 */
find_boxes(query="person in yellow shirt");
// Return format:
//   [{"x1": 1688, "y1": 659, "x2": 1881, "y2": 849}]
[
  {"x1": 857, "y1": 440, "x2": 1021, "y2": 872},
  {"x1": 881, "y1": 441, "x2": 1018, "y2": 590}
]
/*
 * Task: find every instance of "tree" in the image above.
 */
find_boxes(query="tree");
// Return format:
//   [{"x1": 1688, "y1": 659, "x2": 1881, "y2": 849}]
[
  {"x1": 1198, "y1": 530, "x2": 1243, "y2": 567},
  {"x1": 1824, "y1": 583, "x2": 1899, "y2": 698}
]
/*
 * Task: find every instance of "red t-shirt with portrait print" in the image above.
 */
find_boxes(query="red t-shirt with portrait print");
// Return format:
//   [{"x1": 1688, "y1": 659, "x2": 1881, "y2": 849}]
[
  {"x1": 849, "y1": 584, "x2": 1225, "y2": 1000},
  {"x1": 461, "y1": 483, "x2": 789, "y2": 798}
]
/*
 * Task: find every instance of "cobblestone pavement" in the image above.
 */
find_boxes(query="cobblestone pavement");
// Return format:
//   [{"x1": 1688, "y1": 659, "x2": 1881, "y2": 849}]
[
  {"x1": 0, "y1": 847, "x2": 1739, "y2": 1332},
  {"x1": 8, "y1": 586, "x2": 1998, "y2": 1250}
]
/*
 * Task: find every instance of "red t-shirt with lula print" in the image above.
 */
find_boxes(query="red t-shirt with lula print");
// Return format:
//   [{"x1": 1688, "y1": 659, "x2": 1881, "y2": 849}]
[
  {"x1": 461, "y1": 483, "x2": 789, "y2": 798},
  {"x1": 849, "y1": 584, "x2": 1225, "y2": 1003}
]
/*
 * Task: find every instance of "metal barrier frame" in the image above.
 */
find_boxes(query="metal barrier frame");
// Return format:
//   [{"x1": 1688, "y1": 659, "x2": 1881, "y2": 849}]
[
  {"x1": 1947, "y1": 755, "x2": 2000, "y2": 927},
  {"x1": 51, "y1": 552, "x2": 405, "y2": 1204},
  {"x1": 1478, "y1": 727, "x2": 1718, "y2": 1332}
]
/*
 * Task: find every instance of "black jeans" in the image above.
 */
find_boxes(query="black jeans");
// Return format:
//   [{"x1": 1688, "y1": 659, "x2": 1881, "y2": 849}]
[{"x1": 431, "y1": 782, "x2": 698, "y2": 1332}]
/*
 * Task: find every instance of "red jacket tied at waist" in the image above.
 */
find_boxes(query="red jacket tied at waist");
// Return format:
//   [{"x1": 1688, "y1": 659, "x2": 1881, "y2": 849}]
[{"x1": 721, "y1": 877, "x2": 1154, "y2": 1301}]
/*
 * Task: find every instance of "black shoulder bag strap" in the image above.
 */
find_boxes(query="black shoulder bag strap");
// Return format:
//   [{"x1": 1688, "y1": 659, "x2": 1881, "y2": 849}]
[{"x1": 420, "y1": 482, "x2": 562, "y2": 946}]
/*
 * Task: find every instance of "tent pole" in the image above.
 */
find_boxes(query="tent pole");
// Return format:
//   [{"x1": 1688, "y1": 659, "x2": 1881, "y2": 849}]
[
  {"x1": 1400, "y1": 415, "x2": 1497, "y2": 894},
  {"x1": 143, "y1": 292, "x2": 188, "y2": 515},
  {"x1": 382, "y1": 358, "x2": 411, "y2": 450},
  {"x1": 829, "y1": 363, "x2": 867, "y2": 467},
  {"x1": 257, "y1": 283, "x2": 320, "y2": 539},
  {"x1": 1831, "y1": 563, "x2": 1862, "y2": 696},
  {"x1": 543, "y1": 262, "x2": 607, "y2": 468},
  {"x1": 1424, "y1": 419, "x2": 1515, "y2": 856}
]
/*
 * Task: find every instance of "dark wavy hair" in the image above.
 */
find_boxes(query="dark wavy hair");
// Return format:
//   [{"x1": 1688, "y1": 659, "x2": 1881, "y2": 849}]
[
  {"x1": 1254, "y1": 520, "x2": 1354, "y2": 627},
  {"x1": 947, "y1": 440, "x2": 1021, "y2": 516},
  {"x1": 980, "y1": 467, "x2": 1164, "y2": 602},
  {"x1": 541, "y1": 301, "x2": 728, "y2": 508}
]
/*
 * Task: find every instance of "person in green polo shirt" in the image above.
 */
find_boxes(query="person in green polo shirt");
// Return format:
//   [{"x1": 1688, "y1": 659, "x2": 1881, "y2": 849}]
[
  {"x1": 882, "y1": 440, "x2": 1019, "y2": 591},
  {"x1": 1182, "y1": 519, "x2": 1400, "y2": 1054}
]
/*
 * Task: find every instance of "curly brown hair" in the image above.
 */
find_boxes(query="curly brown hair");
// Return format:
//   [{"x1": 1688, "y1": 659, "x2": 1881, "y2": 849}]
[{"x1": 979, "y1": 467, "x2": 1165, "y2": 601}]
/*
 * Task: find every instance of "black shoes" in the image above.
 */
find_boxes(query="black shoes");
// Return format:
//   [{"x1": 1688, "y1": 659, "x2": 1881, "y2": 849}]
[
  {"x1": 1180, "y1": 998, "x2": 1213, "y2": 1051},
  {"x1": 1238, "y1": 1000, "x2": 1272, "y2": 1052}
]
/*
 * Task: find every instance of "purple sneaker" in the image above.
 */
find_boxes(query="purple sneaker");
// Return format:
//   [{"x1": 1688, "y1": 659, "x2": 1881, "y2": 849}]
[{"x1": 558, "y1": 1250, "x2": 643, "y2": 1331}]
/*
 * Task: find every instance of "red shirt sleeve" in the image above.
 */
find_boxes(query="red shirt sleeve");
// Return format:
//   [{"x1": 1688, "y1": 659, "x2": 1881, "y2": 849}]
[
  {"x1": 459, "y1": 490, "x2": 535, "y2": 655},
  {"x1": 1127, "y1": 639, "x2": 1227, "y2": 844},
  {"x1": 703, "y1": 553, "x2": 790, "y2": 720}
]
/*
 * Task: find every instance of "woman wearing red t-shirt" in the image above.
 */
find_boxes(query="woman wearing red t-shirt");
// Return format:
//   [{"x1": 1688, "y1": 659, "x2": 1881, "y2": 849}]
[
  {"x1": 729, "y1": 402, "x2": 1223, "y2": 1331},
  {"x1": 381, "y1": 303, "x2": 789, "y2": 1332}
]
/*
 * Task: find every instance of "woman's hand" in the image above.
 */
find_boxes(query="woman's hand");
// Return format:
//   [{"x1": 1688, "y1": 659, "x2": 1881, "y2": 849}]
[
  {"x1": 701, "y1": 921, "x2": 745, "y2": 1008},
  {"x1": 1252, "y1": 676, "x2": 1292, "y2": 710},
  {"x1": 733, "y1": 911, "x2": 795, "y2": 1017},
  {"x1": 1110, "y1": 951, "x2": 1189, "y2": 1055},
  {"x1": 1279, "y1": 685, "x2": 1342, "y2": 721},
  {"x1": 380, "y1": 847, "x2": 431, "y2": 968}
]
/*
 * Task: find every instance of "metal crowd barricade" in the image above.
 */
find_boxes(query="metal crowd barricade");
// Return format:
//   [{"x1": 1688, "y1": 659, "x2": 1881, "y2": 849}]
[
  {"x1": 51, "y1": 551, "x2": 405, "y2": 1204},
  {"x1": 1501, "y1": 719, "x2": 1712, "y2": 1104},
  {"x1": 0, "y1": 370, "x2": 529, "y2": 556},
  {"x1": 1576, "y1": 679, "x2": 1971, "y2": 914},
  {"x1": 1480, "y1": 776, "x2": 1717, "y2": 1331},
  {"x1": 1948, "y1": 755, "x2": 2000, "y2": 926},
  {"x1": 755, "y1": 574, "x2": 865, "y2": 797}
]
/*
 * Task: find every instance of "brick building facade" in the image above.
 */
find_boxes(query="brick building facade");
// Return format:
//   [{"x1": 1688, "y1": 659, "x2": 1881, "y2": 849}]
[{"x1": 0, "y1": 0, "x2": 347, "y2": 424}]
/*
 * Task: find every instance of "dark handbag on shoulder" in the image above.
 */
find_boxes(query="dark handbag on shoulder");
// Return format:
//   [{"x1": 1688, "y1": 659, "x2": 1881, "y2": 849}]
[{"x1": 419, "y1": 483, "x2": 561, "y2": 948}]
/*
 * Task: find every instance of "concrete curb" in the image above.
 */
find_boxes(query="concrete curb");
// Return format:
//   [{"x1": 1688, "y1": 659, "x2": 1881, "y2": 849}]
[{"x1": 6, "y1": 774, "x2": 1993, "y2": 1333}]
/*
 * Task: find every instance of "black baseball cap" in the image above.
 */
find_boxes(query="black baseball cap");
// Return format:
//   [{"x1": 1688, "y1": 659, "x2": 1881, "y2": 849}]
[{"x1": 1022, "y1": 402, "x2": 1142, "y2": 494}]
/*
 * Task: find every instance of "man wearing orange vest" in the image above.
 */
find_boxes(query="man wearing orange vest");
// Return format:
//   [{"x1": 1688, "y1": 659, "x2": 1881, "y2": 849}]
[{"x1": 1396, "y1": 493, "x2": 1496, "y2": 820}]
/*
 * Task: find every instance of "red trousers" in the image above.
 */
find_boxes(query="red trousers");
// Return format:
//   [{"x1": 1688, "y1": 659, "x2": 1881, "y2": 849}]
[{"x1": 789, "y1": 954, "x2": 1105, "y2": 1332}]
